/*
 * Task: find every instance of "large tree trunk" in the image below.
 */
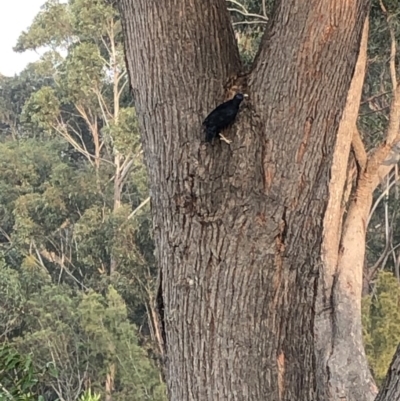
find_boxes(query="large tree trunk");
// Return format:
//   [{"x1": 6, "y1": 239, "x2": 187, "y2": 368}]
[{"x1": 119, "y1": 0, "x2": 373, "y2": 400}]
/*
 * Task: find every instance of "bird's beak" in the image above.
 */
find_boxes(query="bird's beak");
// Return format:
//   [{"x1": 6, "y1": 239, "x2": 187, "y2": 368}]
[{"x1": 243, "y1": 93, "x2": 249, "y2": 98}]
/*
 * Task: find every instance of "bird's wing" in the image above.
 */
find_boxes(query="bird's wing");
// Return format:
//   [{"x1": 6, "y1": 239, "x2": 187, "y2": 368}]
[{"x1": 203, "y1": 102, "x2": 235, "y2": 126}]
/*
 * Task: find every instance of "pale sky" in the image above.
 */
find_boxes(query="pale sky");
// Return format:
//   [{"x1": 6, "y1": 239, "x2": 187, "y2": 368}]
[{"x1": 0, "y1": 0, "x2": 46, "y2": 76}]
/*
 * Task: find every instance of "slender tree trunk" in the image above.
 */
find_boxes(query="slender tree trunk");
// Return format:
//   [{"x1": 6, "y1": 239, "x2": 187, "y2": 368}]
[
  {"x1": 105, "y1": 363, "x2": 115, "y2": 401},
  {"x1": 316, "y1": 19, "x2": 378, "y2": 400},
  {"x1": 119, "y1": 0, "x2": 372, "y2": 400}
]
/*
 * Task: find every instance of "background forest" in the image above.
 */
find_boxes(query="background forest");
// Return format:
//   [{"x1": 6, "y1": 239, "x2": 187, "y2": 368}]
[{"x1": 0, "y1": 0, "x2": 400, "y2": 399}]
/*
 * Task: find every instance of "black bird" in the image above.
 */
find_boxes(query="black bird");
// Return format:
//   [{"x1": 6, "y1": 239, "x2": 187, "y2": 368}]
[{"x1": 203, "y1": 93, "x2": 247, "y2": 143}]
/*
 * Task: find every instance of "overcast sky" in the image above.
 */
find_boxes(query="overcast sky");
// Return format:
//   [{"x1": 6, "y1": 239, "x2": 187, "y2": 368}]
[{"x1": 0, "y1": 0, "x2": 45, "y2": 76}]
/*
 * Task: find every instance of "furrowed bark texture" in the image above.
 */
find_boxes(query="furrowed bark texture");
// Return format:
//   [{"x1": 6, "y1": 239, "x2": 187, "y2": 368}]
[
  {"x1": 376, "y1": 344, "x2": 400, "y2": 401},
  {"x1": 119, "y1": 0, "x2": 370, "y2": 399}
]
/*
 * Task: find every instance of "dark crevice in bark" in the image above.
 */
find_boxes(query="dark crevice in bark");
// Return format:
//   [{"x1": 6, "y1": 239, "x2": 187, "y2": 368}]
[
  {"x1": 375, "y1": 344, "x2": 400, "y2": 401},
  {"x1": 280, "y1": 206, "x2": 287, "y2": 244},
  {"x1": 328, "y1": 270, "x2": 338, "y2": 354},
  {"x1": 223, "y1": 72, "x2": 250, "y2": 99},
  {"x1": 156, "y1": 268, "x2": 166, "y2": 358}
]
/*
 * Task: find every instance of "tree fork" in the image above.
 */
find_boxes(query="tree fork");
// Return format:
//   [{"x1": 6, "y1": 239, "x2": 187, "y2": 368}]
[{"x1": 119, "y1": 0, "x2": 373, "y2": 399}]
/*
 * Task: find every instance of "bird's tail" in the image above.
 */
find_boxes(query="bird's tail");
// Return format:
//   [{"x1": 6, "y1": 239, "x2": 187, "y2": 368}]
[{"x1": 205, "y1": 127, "x2": 216, "y2": 142}]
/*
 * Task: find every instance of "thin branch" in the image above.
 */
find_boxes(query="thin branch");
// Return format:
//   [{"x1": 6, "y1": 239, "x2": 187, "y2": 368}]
[
  {"x1": 360, "y1": 90, "x2": 392, "y2": 105},
  {"x1": 117, "y1": 75, "x2": 129, "y2": 99},
  {"x1": 394, "y1": 246, "x2": 400, "y2": 282},
  {"x1": 365, "y1": 0, "x2": 400, "y2": 177},
  {"x1": 54, "y1": 122, "x2": 94, "y2": 166},
  {"x1": 383, "y1": 83, "x2": 400, "y2": 145},
  {"x1": 379, "y1": 0, "x2": 397, "y2": 90},
  {"x1": 262, "y1": 0, "x2": 267, "y2": 17},
  {"x1": 352, "y1": 129, "x2": 368, "y2": 171},
  {"x1": 127, "y1": 196, "x2": 150, "y2": 220},
  {"x1": 100, "y1": 36, "x2": 113, "y2": 64},
  {"x1": 0, "y1": 225, "x2": 12, "y2": 243},
  {"x1": 366, "y1": 84, "x2": 400, "y2": 174},
  {"x1": 368, "y1": 170, "x2": 397, "y2": 225},
  {"x1": 75, "y1": 103, "x2": 97, "y2": 135},
  {"x1": 62, "y1": 118, "x2": 92, "y2": 156},
  {"x1": 93, "y1": 87, "x2": 112, "y2": 124},
  {"x1": 226, "y1": 0, "x2": 247, "y2": 13},
  {"x1": 58, "y1": 114, "x2": 115, "y2": 167},
  {"x1": 368, "y1": 241, "x2": 391, "y2": 280},
  {"x1": 359, "y1": 106, "x2": 390, "y2": 116},
  {"x1": 116, "y1": 69, "x2": 128, "y2": 86},
  {"x1": 232, "y1": 20, "x2": 269, "y2": 26},
  {"x1": 228, "y1": 8, "x2": 269, "y2": 22},
  {"x1": 368, "y1": 242, "x2": 400, "y2": 284},
  {"x1": 120, "y1": 158, "x2": 134, "y2": 182},
  {"x1": 40, "y1": 247, "x2": 89, "y2": 290}
]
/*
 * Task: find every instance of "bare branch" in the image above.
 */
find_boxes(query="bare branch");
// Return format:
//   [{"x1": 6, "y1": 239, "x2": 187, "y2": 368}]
[
  {"x1": 367, "y1": 84, "x2": 400, "y2": 175},
  {"x1": 232, "y1": 20, "x2": 268, "y2": 26},
  {"x1": 352, "y1": 129, "x2": 368, "y2": 171},
  {"x1": 120, "y1": 158, "x2": 134, "y2": 182},
  {"x1": 226, "y1": 0, "x2": 247, "y2": 13},
  {"x1": 127, "y1": 196, "x2": 150, "y2": 220},
  {"x1": 365, "y1": 1, "x2": 400, "y2": 180},
  {"x1": 228, "y1": 8, "x2": 269, "y2": 22},
  {"x1": 379, "y1": 0, "x2": 397, "y2": 90},
  {"x1": 368, "y1": 241, "x2": 390, "y2": 280},
  {"x1": 100, "y1": 36, "x2": 113, "y2": 65},
  {"x1": 54, "y1": 122, "x2": 94, "y2": 166},
  {"x1": 117, "y1": 74, "x2": 129, "y2": 99},
  {"x1": 93, "y1": 87, "x2": 113, "y2": 124},
  {"x1": 226, "y1": 0, "x2": 268, "y2": 24},
  {"x1": 368, "y1": 170, "x2": 397, "y2": 225},
  {"x1": 360, "y1": 90, "x2": 392, "y2": 105},
  {"x1": 62, "y1": 119, "x2": 92, "y2": 155}
]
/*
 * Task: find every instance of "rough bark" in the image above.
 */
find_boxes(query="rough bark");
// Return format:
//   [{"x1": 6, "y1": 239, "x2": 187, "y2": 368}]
[
  {"x1": 119, "y1": 0, "x2": 371, "y2": 400},
  {"x1": 376, "y1": 345, "x2": 400, "y2": 401}
]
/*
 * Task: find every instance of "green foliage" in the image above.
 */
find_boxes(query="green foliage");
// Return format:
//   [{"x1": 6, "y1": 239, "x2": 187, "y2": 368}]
[
  {"x1": 13, "y1": 284, "x2": 87, "y2": 400},
  {"x1": 235, "y1": 28, "x2": 263, "y2": 68},
  {"x1": 14, "y1": 1, "x2": 72, "y2": 52},
  {"x1": 79, "y1": 287, "x2": 166, "y2": 400},
  {"x1": 103, "y1": 107, "x2": 141, "y2": 155},
  {"x1": 60, "y1": 42, "x2": 104, "y2": 103},
  {"x1": 228, "y1": 0, "x2": 273, "y2": 67},
  {"x1": 21, "y1": 87, "x2": 60, "y2": 133},
  {"x1": 0, "y1": 139, "x2": 66, "y2": 240},
  {"x1": 9, "y1": 284, "x2": 166, "y2": 401},
  {"x1": 0, "y1": 261, "x2": 26, "y2": 339},
  {"x1": 0, "y1": 133, "x2": 152, "y2": 311},
  {"x1": 0, "y1": 68, "x2": 53, "y2": 139},
  {"x1": 70, "y1": 0, "x2": 119, "y2": 39},
  {"x1": 362, "y1": 271, "x2": 400, "y2": 384},
  {"x1": 1, "y1": 0, "x2": 399, "y2": 399},
  {"x1": 0, "y1": 345, "x2": 40, "y2": 401},
  {"x1": 79, "y1": 389, "x2": 101, "y2": 401}
]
